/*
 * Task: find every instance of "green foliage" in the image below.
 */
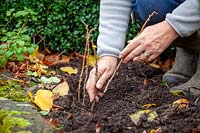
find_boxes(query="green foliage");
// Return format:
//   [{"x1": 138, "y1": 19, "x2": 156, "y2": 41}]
[
  {"x1": 0, "y1": 110, "x2": 31, "y2": 133},
  {"x1": 0, "y1": 8, "x2": 37, "y2": 67},
  {"x1": 0, "y1": 0, "x2": 140, "y2": 55},
  {"x1": 0, "y1": 80, "x2": 29, "y2": 102}
]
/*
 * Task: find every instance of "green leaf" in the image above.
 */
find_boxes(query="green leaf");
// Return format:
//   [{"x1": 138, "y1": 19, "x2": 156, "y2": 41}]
[
  {"x1": 0, "y1": 58, "x2": 7, "y2": 67},
  {"x1": 16, "y1": 53, "x2": 24, "y2": 61},
  {"x1": 39, "y1": 110, "x2": 49, "y2": 116},
  {"x1": 15, "y1": 11, "x2": 26, "y2": 17},
  {"x1": 16, "y1": 48, "x2": 22, "y2": 54},
  {"x1": 26, "y1": 71, "x2": 38, "y2": 77},
  {"x1": 0, "y1": 36, "x2": 8, "y2": 42},
  {"x1": 39, "y1": 76, "x2": 61, "y2": 84},
  {"x1": 27, "y1": 47, "x2": 35, "y2": 54},
  {"x1": 6, "y1": 9, "x2": 15, "y2": 16},
  {"x1": 5, "y1": 50, "x2": 13, "y2": 58},
  {"x1": 16, "y1": 40, "x2": 25, "y2": 46},
  {"x1": 22, "y1": 35, "x2": 30, "y2": 41}
]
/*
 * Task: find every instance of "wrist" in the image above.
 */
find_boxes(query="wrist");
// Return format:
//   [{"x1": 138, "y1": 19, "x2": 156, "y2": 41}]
[{"x1": 163, "y1": 20, "x2": 179, "y2": 40}]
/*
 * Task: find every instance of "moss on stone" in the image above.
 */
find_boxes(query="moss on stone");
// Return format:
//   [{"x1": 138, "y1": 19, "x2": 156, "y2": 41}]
[
  {"x1": 0, "y1": 80, "x2": 29, "y2": 102},
  {"x1": 0, "y1": 110, "x2": 32, "y2": 133}
]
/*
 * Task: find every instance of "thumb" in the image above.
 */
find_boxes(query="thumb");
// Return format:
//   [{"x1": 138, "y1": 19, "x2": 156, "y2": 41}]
[{"x1": 96, "y1": 70, "x2": 112, "y2": 90}]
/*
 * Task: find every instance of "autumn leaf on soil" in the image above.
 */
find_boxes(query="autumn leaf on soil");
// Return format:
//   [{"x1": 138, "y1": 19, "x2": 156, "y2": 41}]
[
  {"x1": 58, "y1": 55, "x2": 71, "y2": 64},
  {"x1": 149, "y1": 63, "x2": 160, "y2": 69},
  {"x1": 170, "y1": 90, "x2": 185, "y2": 96},
  {"x1": 172, "y1": 98, "x2": 189, "y2": 110},
  {"x1": 53, "y1": 81, "x2": 70, "y2": 96},
  {"x1": 129, "y1": 110, "x2": 158, "y2": 125},
  {"x1": 88, "y1": 55, "x2": 99, "y2": 67},
  {"x1": 31, "y1": 63, "x2": 48, "y2": 76},
  {"x1": 28, "y1": 89, "x2": 53, "y2": 111},
  {"x1": 43, "y1": 54, "x2": 60, "y2": 66},
  {"x1": 60, "y1": 66, "x2": 78, "y2": 74},
  {"x1": 29, "y1": 47, "x2": 45, "y2": 63},
  {"x1": 150, "y1": 128, "x2": 163, "y2": 133},
  {"x1": 39, "y1": 76, "x2": 61, "y2": 84},
  {"x1": 142, "y1": 103, "x2": 156, "y2": 108}
]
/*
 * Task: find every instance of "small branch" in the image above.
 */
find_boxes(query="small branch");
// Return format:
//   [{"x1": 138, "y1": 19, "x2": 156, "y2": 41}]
[
  {"x1": 77, "y1": 24, "x2": 88, "y2": 102},
  {"x1": 0, "y1": 74, "x2": 23, "y2": 82},
  {"x1": 139, "y1": 11, "x2": 158, "y2": 34},
  {"x1": 17, "y1": 21, "x2": 28, "y2": 35},
  {"x1": 3, "y1": 17, "x2": 13, "y2": 28},
  {"x1": 103, "y1": 59, "x2": 122, "y2": 93},
  {"x1": 32, "y1": 29, "x2": 44, "y2": 37},
  {"x1": 82, "y1": 29, "x2": 90, "y2": 105}
]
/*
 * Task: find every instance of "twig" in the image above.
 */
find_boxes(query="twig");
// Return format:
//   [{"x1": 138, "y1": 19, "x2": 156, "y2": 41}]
[
  {"x1": 3, "y1": 17, "x2": 13, "y2": 28},
  {"x1": 82, "y1": 25, "x2": 94, "y2": 105},
  {"x1": 77, "y1": 24, "x2": 88, "y2": 102},
  {"x1": 0, "y1": 74, "x2": 23, "y2": 82},
  {"x1": 139, "y1": 11, "x2": 158, "y2": 34},
  {"x1": 17, "y1": 21, "x2": 28, "y2": 35},
  {"x1": 103, "y1": 59, "x2": 122, "y2": 93},
  {"x1": 72, "y1": 96, "x2": 88, "y2": 112},
  {"x1": 77, "y1": 22, "x2": 96, "y2": 103}
]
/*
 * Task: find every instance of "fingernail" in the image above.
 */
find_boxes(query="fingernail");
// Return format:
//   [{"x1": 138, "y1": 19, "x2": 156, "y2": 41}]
[
  {"x1": 119, "y1": 54, "x2": 122, "y2": 59},
  {"x1": 96, "y1": 83, "x2": 102, "y2": 89}
]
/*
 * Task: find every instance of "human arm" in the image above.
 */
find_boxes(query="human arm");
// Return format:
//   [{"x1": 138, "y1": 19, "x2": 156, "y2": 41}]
[
  {"x1": 119, "y1": 0, "x2": 200, "y2": 63},
  {"x1": 86, "y1": 0, "x2": 132, "y2": 102}
]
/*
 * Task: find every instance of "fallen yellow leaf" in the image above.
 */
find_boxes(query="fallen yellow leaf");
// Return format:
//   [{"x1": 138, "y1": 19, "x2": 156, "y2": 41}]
[
  {"x1": 142, "y1": 103, "x2": 156, "y2": 108},
  {"x1": 53, "y1": 81, "x2": 70, "y2": 96},
  {"x1": 88, "y1": 55, "x2": 99, "y2": 67},
  {"x1": 149, "y1": 63, "x2": 160, "y2": 69},
  {"x1": 170, "y1": 90, "x2": 185, "y2": 96},
  {"x1": 172, "y1": 98, "x2": 189, "y2": 110},
  {"x1": 31, "y1": 63, "x2": 48, "y2": 76},
  {"x1": 29, "y1": 47, "x2": 45, "y2": 63},
  {"x1": 29, "y1": 90, "x2": 53, "y2": 111},
  {"x1": 60, "y1": 66, "x2": 78, "y2": 74},
  {"x1": 129, "y1": 110, "x2": 158, "y2": 125}
]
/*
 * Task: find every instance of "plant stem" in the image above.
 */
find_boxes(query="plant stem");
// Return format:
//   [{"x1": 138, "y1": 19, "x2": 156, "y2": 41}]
[
  {"x1": 103, "y1": 59, "x2": 122, "y2": 93},
  {"x1": 17, "y1": 21, "x2": 28, "y2": 35}
]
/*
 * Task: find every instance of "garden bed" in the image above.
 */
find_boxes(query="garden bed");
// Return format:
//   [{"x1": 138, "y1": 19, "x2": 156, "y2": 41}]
[{"x1": 46, "y1": 58, "x2": 200, "y2": 133}]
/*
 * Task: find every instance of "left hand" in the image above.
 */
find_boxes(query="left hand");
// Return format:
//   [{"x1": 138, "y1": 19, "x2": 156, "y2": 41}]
[{"x1": 119, "y1": 20, "x2": 179, "y2": 63}]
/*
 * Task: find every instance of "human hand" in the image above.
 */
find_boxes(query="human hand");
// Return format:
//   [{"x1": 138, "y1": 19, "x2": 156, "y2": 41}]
[
  {"x1": 119, "y1": 20, "x2": 179, "y2": 63},
  {"x1": 86, "y1": 56, "x2": 117, "y2": 102}
]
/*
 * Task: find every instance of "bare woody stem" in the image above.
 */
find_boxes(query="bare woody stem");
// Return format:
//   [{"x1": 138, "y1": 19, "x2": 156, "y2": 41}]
[
  {"x1": 77, "y1": 24, "x2": 89, "y2": 102},
  {"x1": 82, "y1": 26, "x2": 96, "y2": 105},
  {"x1": 77, "y1": 22, "x2": 96, "y2": 103}
]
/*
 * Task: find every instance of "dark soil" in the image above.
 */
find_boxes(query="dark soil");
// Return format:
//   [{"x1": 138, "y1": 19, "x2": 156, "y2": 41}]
[{"x1": 47, "y1": 58, "x2": 200, "y2": 133}]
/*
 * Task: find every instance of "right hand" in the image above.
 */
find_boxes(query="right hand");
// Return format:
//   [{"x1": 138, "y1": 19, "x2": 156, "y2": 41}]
[{"x1": 86, "y1": 56, "x2": 117, "y2": 102}]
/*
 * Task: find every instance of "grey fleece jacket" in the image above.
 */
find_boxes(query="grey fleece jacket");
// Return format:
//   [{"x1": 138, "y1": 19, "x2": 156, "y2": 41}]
[{"x1": 97, "y1": 0, "x2": 200, "y2": 58}]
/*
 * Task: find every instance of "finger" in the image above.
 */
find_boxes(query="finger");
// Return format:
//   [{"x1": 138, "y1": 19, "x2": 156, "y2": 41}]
[
  {"x1": 96, "y1": 70, "x2": 112, "y2": 90},
  {"x1": 133, "y1": 56, "x2": 143, "y2": 62},
  {"x1": 95, "y1": 96, "x2": 100, "y2": 103},
  {"x1": 97, "y1": 91, "x2": 104, "y2": 97},
  {"x1": 147, "y1": 54, "x2": 158, "y2": 62},
  {"x1": 86, "y1": 70, "x2": 97, "y2": 102},
  {"x1": 119, "y1": 38, "x2": 140, "y2": 59},
  {"x1": 123, "y1": 44, "x2": 144, "y2": 63}
]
